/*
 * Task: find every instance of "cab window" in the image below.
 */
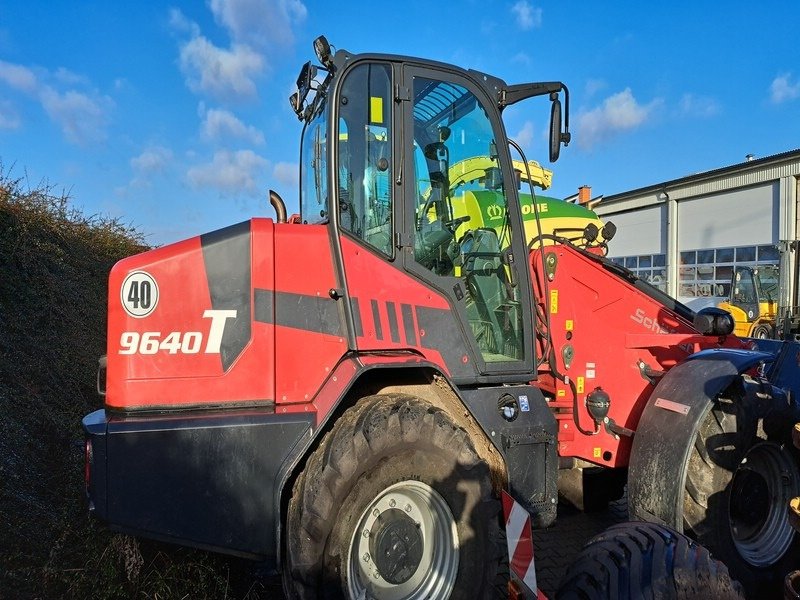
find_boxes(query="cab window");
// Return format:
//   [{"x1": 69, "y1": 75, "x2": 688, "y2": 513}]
[
  {"x1": 336, "y1": 63, "x2": 393, "y2": 255},
  {"x1": 411, "y1": 76, "x2": 522, "y2": 362},
  {"x1": 300, "y1": 101, "x2": 328, "y2": 224}
]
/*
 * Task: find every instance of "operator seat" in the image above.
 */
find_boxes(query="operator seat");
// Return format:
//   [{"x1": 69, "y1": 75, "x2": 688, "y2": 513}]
[{"x1": 460, "y1": 228, "x2": 514, "y2": 356}]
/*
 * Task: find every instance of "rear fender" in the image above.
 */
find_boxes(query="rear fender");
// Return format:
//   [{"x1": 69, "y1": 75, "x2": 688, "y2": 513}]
[
  {"x1": 274, "y1": 355, "x2": 457, "y2": 565},
  {"x1": 628, "y1": 348, "x2": 772, "y2": 528}
]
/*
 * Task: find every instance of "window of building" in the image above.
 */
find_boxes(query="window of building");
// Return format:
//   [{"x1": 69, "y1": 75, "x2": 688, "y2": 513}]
[
  {"x1": 610, "y1": 244, "x2": 780, "y2": 299},
  {"x1": 678, "y1": 244, "x2": 778, "y2": 300},
  {"x1": 611, "y1": 252, "x2": 667, "y2": 291}
]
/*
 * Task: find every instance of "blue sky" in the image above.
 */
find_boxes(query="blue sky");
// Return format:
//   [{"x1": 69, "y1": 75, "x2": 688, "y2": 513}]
[{"x1": 2, "y1": 1, "x2": 799, "y2": 245}]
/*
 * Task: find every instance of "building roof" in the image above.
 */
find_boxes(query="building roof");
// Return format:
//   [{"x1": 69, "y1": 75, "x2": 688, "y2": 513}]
[{"x1": 601, "y1": 148, "x2": 800, "y2": 203}]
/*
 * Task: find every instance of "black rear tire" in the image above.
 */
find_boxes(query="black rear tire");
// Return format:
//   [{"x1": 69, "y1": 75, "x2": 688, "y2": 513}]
[
  {"x1": 284, "y1": 393, "x2": 500, "y2": 599},
  {"x1": 751, "y1": 323, "x2": 774, "y2": 339},
  {"x1": 555, "y1": 521, "x2": 745, "y2": 599},
  {"x1": 683, "y1": 393, "x2": 799, "y2": 596}
]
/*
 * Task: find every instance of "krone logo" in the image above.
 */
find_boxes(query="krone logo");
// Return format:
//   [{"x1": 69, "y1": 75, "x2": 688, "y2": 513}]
[{"x1": 485, "y1": 204, "x2": 504, "y2": 220}]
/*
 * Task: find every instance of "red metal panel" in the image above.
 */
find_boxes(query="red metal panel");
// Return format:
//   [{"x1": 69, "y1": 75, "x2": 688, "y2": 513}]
[
  {"x1": 273, "y1": 224, "x2": 347, "y2": 405},
  {"x1": 339, "y1": 236, "x2": 456, "y2": 372},
  {"x1": 530, "y1": 245, "x2": 746, "y2": 467},
  {"x1": 106, "y1": 220, "x2": 276, "y2": 410}
]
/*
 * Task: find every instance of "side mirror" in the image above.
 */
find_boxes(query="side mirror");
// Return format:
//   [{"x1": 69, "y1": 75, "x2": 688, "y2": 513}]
[
  {"x1": 549, "y1": 97, "x2": 562, "y2": 162},
  {"x1": 313, "y1": 36, "x2": 333, "y2": 68}
]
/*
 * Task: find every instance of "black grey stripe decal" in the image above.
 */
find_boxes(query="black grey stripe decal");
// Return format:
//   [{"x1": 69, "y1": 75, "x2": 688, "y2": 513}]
[
  {"x1": 386, "y1": 301, "x2": 400, "y2": 343},
  {"x1": 371, "y1": 299, "x2": 383, "y2": 341},
  {"x1": 254, "y1": 289, "x2": 273, "y2": 323},
  {"x1": 254, "y1": 290, "x2": 343, "y2": 337},
  {"x1": 350, "y1": 297, "x2": 363, "y2": 337},
  {"x1": 201, "y1": 220, "x2": 252, "y2": 372},
  {"x1": 401, "y1": 303, "x2": 416, "y2": 346},
  {"x1": 415, "y1": 305, "x2": 471, "y2": 378}
]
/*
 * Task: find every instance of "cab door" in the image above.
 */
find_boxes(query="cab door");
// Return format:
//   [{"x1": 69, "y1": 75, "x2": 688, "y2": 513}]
[
  {"x1": 398, "y1": 66, "x2": 536, "y2": 382},
  {"x1": 732, "y1": 267, "x2": 760, "y2": 322}
]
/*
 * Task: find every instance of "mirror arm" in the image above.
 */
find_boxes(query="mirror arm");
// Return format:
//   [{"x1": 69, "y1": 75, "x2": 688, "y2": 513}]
[{"x1": 499, "y1": 81, "x2": 566, "y2": 108}]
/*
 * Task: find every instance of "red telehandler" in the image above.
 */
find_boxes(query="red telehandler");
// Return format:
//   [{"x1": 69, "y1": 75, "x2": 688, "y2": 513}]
[{"x1": 83, "y1": 36, "x2": 800, "y2": 598}]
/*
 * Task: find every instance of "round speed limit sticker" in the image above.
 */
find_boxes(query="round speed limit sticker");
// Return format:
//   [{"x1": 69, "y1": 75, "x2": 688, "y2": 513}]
[{"x1": 121, "y1": 271, "x2": 159, "y2": 318}]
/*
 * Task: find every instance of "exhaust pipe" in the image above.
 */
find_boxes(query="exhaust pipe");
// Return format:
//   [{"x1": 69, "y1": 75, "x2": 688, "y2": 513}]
[{"x1": 269, "y1": 189, "x2": 287, "y2": 223}]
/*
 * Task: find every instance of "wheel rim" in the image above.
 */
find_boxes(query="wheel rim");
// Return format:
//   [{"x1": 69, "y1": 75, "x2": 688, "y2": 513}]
[
  {"x1": 728, "y1": 442, "x2": 799, "y2": 567},
  {"x1": 346, "y1": 480, "x2": 459, "y2": 600}
]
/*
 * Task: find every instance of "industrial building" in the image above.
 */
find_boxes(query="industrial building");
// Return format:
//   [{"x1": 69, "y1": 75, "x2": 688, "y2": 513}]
[{"x1": 592, "y1": 149, "x2": 800, "y2": 311}]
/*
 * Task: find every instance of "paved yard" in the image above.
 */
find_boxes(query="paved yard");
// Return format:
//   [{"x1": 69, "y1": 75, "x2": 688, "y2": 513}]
[{"x1": 531, "y1": 498, "x2": 628, "y2": 597}]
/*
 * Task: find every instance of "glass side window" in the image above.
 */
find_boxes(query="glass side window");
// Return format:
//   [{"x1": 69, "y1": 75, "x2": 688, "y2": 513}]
[
  {"x1": 300, "y1": 103, "x2": 328, "y2": 224},
  {"x1": 733, "y1": 268, "x2": 757, "y2": 305},
  {"x1": 336, "y1": 63, "x2": 393, "y2": 255},
  {"x1": 411, "y1": 76, "x2": 522, "y2": 363}
]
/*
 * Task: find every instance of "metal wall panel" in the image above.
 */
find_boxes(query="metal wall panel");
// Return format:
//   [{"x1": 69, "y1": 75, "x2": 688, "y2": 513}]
[
  {"x1": 677, "y1": 182, "x2": 778, "y2": 249},
  {"x1": 604, "y1": 204, "x2": 666, "y2": 256}
]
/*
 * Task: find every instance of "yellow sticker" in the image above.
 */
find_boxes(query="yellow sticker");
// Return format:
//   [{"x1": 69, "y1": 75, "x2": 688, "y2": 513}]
[
  {"x1": 557, "y1": 389, "x2": 566, "y2": 397},
  {"x1": 370, "y1": 96, "x2": 384, "y2": 124},
  {"x1": 550, "y1": 290, "x2": 558, "y2": 314},
  {"x1": 593, "y1": 447, "x2": 601, "y2": 458},
  {"x1": 565, "y1": 319, "x2": 573, "y2": 331},
  {"x1": 454, "y1": 265, "x2": 462, "y2": 277},
  {"x1": 577, "y1": 376, "x2": 584, "y2": 393}
]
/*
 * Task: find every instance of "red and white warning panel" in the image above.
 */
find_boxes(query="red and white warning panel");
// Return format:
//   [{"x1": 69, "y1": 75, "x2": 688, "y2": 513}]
[{"x1": 501, "y1": 490, "x2": 546, "y2": 599}]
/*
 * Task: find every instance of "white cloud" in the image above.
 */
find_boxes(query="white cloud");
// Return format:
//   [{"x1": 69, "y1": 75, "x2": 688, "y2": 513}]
[
  {"x1": 200, "y1": 106, "x2": 265, "y2": 145},
  {"x1": 511, "y1": 52, "x2": 532, "y2": 67},
  {"x1": 39, "y1": 87, "x2": 112, "y2": 146},
  {"x1": 126, "y1": 146, "x2": 174, "y2": 190},
  {"x1": 0, "y1": 60, "x2": 38, "y2": 93},
  {"x1": 576, "y1": 88, "x2": 660, "y2": 149},
  {"x1": 770, "y1": 73, "x2": 800, "y2": 104},
  {"x1": 131, "y1": 146, "x2": 174, "y2": 174},
  {"x1": 511, "y1": 1, "x2": 542, "y2": 30},
  {"x1": 53, "y1": 67, "x2": 89, "y2": 87},
  {"x1": 584, "y1": 79, "x2": 607, "y2": 98},
  {"x1": 209, "y1": 0, "x2": 307, "y2": 48},
  {"x1": 187, "y1": 149, "x2": 269, "y2": 196},
  {"x1": 273, "y1": 161, "x2": 297, "y2": 187},
  {"x1": 679, "y1": 93, "x2": 720, "y2": 118},
  {"x1": 178, "y1": 36, "x2": 264, "y2": 101},
  {"x1": 168, "y1": 8, "x2": 200, "y2": 36},
  {"x1": 171, "y1": 1, "x2": 307, "y2": 102},
  {"x1": 0, "y1": 101, "x2": 20, "y2": 129},
  {"x1": 0, "y1": 59, "x2": 112, "y2": 146},
  {"x1": 512, "y1": 121, "x2": 535, "y2": 149}
]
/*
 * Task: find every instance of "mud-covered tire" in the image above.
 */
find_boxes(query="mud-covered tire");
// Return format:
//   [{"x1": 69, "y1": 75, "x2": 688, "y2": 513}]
[
  {"x1": 284, "y1": 394, "x2": 500, "y2": 600},
  {"x1": 555, "y1": 522, "x2": 745, "y2": 599},
  {"x1": 683, "y1": 394, "x2": 799, "y2": 596}
]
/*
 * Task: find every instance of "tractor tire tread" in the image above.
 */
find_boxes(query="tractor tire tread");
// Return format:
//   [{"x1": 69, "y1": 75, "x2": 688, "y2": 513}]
[
  {"x1": 285, "y1": 393, "x2": 499, "y2": 600},
  {"x1": 556, "y1": 522, "x2": 745, "y2": 600}
]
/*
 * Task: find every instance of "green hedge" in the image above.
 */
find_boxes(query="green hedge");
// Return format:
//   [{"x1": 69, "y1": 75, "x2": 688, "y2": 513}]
[{"x1": 0, "y1": 166, "x2": 274, "y2": 599}]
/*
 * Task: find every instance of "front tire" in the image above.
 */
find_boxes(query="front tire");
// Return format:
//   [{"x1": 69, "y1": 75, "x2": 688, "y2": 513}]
[
  {"x1": 683, "y1": 392, "x2": 800, "y2": 595},
  {"x1": 284, "y1": 394, "x2": 499, "y2": 599},
  {"x1": 556, "y1": 522, "x2": 745, "y2": 599}
]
